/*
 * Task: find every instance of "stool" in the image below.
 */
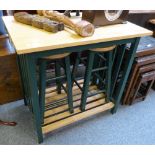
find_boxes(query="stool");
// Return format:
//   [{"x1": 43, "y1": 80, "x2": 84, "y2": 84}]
[
  {"x1": 72, "y1": 46, "x2": 115, "y2": 111},
  {"x1": 38, "y1": 53, "x2": 74, "y2": 122}
]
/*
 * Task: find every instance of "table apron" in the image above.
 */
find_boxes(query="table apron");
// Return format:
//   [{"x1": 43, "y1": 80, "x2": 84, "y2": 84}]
[{"x1": 26, "y1": 38, "x2": 136, "y2": 59}]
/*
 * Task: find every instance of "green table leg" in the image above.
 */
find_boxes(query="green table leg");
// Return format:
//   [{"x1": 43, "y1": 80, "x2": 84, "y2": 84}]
[
  {"x1": 105, "y1": 51, "x2": 113, "y2": 102},
  {"x1": 111, "y1": 37, "x2": 140, "y2": 114},
  {"x1": 111, "y1": 44, "x2": 126, "y2": 95},
  {"x1": 19, "y1": 55, "x2": 32, "y2": 108},
  {"x1": 81, "y1": 51, "x2": 95, "y2": 111},
  {"x1": 21, "y1": 55, "x2": 31, "y2": 106},
  {"x1": 25, "y1": 54, "x2": 43, "y2": 143},
  {"x1": 17, "y1": 56, "x2": 28, "y2": 106},
  {"x1": 39, "y1": 60, "x2": 47, "y2": 123}
]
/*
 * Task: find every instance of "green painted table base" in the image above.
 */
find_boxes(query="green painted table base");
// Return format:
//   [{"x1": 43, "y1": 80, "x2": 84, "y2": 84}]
[{"x1": 18, "y1": 37, "x2": 140, "y2": 143}]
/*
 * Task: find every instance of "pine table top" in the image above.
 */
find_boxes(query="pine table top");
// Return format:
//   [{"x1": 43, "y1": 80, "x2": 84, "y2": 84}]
[{"x1": 3, "y1": 15, "x2": 153, "y2": 55}]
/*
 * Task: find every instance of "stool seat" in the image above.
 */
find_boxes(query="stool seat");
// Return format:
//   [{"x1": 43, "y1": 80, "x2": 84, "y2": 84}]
[
  {"x1": 90, "y1": 45, "x2": 116, "y2": 52},
  {"x1": 44, "y1": 53, "x2": 70, "y2": 60}
]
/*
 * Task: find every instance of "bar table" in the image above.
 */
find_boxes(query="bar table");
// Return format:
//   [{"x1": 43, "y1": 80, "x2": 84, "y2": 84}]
[{"x1": 3, "y1": 15, "x2": 152, "y2": 143}]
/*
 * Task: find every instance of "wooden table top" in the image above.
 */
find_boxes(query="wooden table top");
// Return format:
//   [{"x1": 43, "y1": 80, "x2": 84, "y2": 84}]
[{"x1": 3, "y1": 16, "x2": 153, "y2": 55}]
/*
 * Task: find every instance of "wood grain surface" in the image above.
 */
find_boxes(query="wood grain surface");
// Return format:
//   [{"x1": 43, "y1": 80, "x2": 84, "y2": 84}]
[
  {"x1": 0, "y1": 38, "x2": 23, "y2": 104},
  {"x1": 3, "y1": 16, "x2": 152, "y2": 54}
]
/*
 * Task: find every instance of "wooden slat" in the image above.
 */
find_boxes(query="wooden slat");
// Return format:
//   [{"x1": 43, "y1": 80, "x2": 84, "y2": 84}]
[
  {"x1": 44, "y1": 85, "x2": 99, "y2": 117},
  {"x1": 45, "y1": 79, "x2": 84, "y2": 95},
  {"x1": 44, "y1": 93, "x2": 105, "y2": 124},
  {"x1": 45, "y1": 85, "x2": 97, "y2": 104},
  {"x1": 3, "y1": 16, "x2": 152, "y2": 55},
  {"x1": 45, "y1": 82, "x2": 82, "y2": 99},
  {"x1": 45, "y1": 86, "x2": 56, "y2": 94},
  {"x1": 42, "y1": 102, "x2": 114, "y2": 134},
  {"x1": 45, "y1": 94, "x2": 81, "y2": 117}
]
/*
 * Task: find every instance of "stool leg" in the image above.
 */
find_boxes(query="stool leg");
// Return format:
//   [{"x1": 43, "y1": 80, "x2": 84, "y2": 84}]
[
  {"x1": 55, "y1": 60, "x2": 61, "y2": 94},
  {"x1": 91, "y1": 54, "x2": 99, "y2": 85},
  {"x1": 80, "y1": 52, "x2": 95, "y2": 111},
  {"x1": 72, "y1": 52, "x2": 82, "y2": 87},
  {"x1": 105, "y1": 51, "x2": 113, "y2": 102},
  {"x1": 98, "y1": 55, "x2": 106, "y2": 89},
  {"x1": 65, "y1": 56, "x2": 74, "y2": 113},
  {"x1": 39, "y1": 60, "x2": 47, "y2": 123}
]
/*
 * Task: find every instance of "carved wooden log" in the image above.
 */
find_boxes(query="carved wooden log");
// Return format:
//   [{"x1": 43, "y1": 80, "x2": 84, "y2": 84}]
[
  {"x1": 41, "y1": 10, "x2": 95, "y2": 37},
  {"x1": 14, "y1": 12, "x2": 64, "y2": 33}
]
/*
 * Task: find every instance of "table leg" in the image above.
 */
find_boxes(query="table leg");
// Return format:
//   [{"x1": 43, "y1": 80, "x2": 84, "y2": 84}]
[
  {"x1": 17, "y1": 55, "x2": 28, "y2": 106},
  {"x1": 24, "y1": 54, "x2": 43, "y2": 143},
  {"x1": 105, "y1": 51, "x2": 113, "y2": 102},
  {"x1": 111, "y1": 44, "x2": 126, "y2": 95},
  {"x1": 111, "y1": 37, "x2": 140, "y2": 114},
  {"x1": 39, "y1": 60, "x2": 47, "y2": 123},
  {"x1": 20, "y1": 55, "x2": 33, "y2": 110}
]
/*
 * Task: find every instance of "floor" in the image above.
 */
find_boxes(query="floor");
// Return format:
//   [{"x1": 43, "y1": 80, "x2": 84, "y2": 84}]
[{"x1": 0, "y1": 90, "x2": 155, "y2": 145}]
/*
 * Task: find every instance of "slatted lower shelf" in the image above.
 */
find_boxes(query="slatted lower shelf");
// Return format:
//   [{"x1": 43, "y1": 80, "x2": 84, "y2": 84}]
[{"x1": 42, "y1": 80, "x2": 114, "y2": 135}]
